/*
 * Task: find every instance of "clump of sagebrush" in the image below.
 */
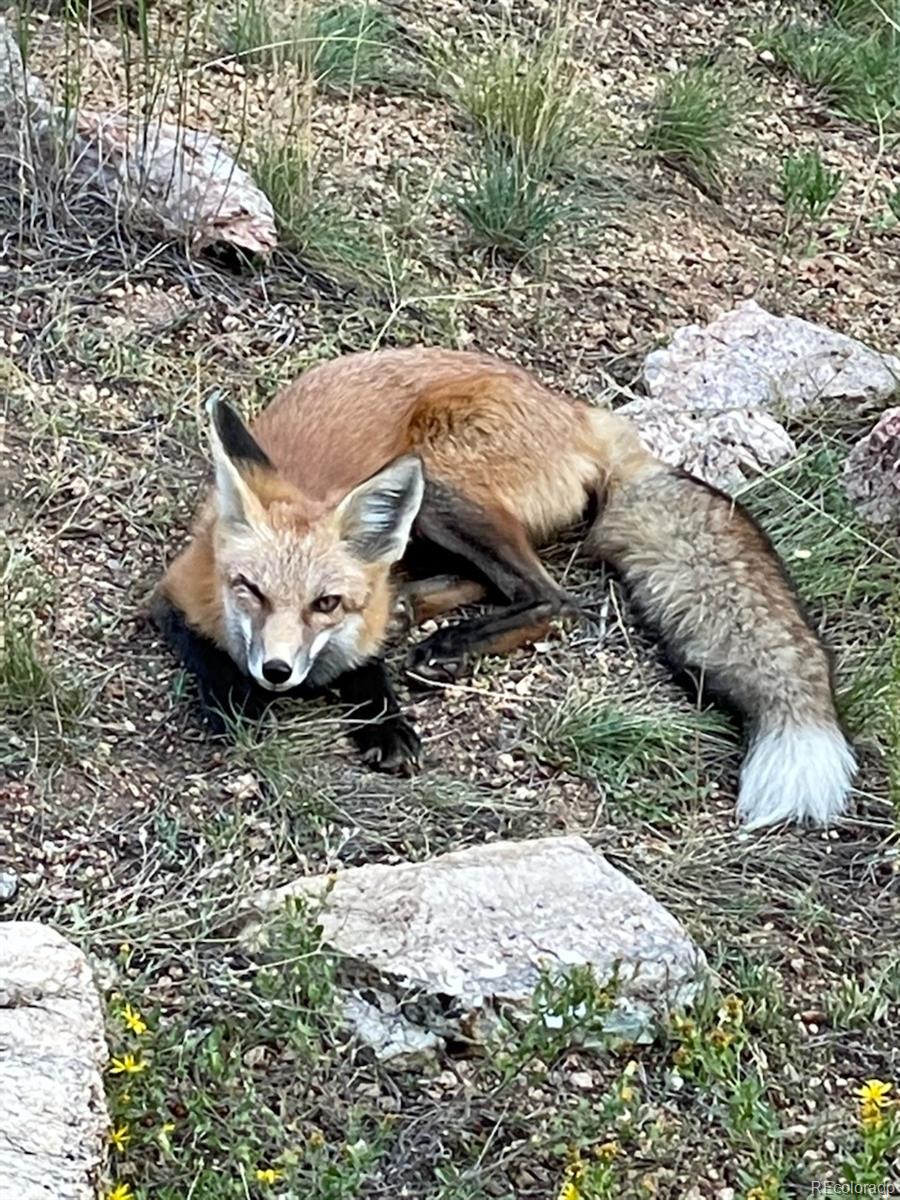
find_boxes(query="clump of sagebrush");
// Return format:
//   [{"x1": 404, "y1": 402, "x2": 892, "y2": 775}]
[
  {"x1": 757, "y1": 2, "x2": 900, "y2": 131},
  {"x1": 780, "y1": 148, "x2": 844, "y2": 227},
  {"x1": 445, "y1": 33, "x2": 595, "y2": 260},
  {"x1": 643, "y1": 65, "x2": 747, "y2": 197}
]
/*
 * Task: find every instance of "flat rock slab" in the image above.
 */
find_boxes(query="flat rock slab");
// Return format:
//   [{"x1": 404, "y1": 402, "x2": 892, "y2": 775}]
[
  {"x1": 622, "y1": 299, "x2": 900, "y2": 491},
  {"x1": 246, "y1": 836, "x2": 706, "y2": 1062},
  {"x1": 0, "y1": 922, "x2": 109, "y2": 1200}
]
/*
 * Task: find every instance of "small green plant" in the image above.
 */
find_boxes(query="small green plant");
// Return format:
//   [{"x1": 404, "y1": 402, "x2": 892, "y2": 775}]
[
  {"x1": 780, "y1": 149, "x2": 844, "y2": 226},
  {"x1": 296, "y1": 2, "x2": 397, "y2": 89},
  {"x1": 489, "y1": 965, "x2": 620, "y2": 1077},
  {"x1": 825, "y1": 970, "x2": 894, "y2": 1029},
  {"x1": 532, "y1": 686, "x2": 731, "y2": 800},
  {"x1": 828, "y1": 0, "x2": 900, "y2": 31},
  {"x1": 737, "y1": 449, "x2": 897, "y2": 606},
  {"x1": 758, "y1": 12, "x2": 900, "y2": 130},
  {"x1": 840, "y1": 1080, "x2": 900, "y2": 1186},
  {"x1": 556, "y1": 1141, "x2": 620, "y2": 1200},
  {"x1": 670, "y1": 992, "x2": 748, "y2": 1087},
  {"x1": 223, "y1": 0, "x2": 279, "y2": 67},
  {"x1": 445, "y1": 32, "x2": 594, "y2": 261},
  {"x1": 254, "y1": 136, "x2": 384, "y2": 280},
  {"x1": 449, "y1": 35, "x2": 595, "y2": 177},
  {"x1": 1, "y1": 619, "x2": 57, "y2": 719},
  {"x1": 888, "y1": 609, "x2": 900, "y2": 812},
  {"x1": 225, "y1": 1, "x2": 398, "y2": 89},
  {"x1": 104, "y1": 902, "x2": 392, "y2": 1199},
  {"x1": 0, "y1": 553, "x2": 85, "y2": 743},
  {"x1": 670, "y1": 991, "x2": 792, "y2": 1191},
  {"x1": 454, "y1": 145, "x2": 577, "y2": 258},
  {"x1": 644, "y1": 65, "x2": 746, "y2": 196},
  {"x1": 760, "y1": 22, "x2": 859, "y2": 92}
]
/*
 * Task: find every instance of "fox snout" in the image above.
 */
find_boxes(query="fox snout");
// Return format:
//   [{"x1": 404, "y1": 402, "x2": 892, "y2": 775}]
[{"x1": 248, "y1": 623, "x2": 333, "y2": 692}]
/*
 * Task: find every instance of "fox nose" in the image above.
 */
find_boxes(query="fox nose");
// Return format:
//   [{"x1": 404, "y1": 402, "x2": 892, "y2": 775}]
[{"x1": 261, "y1": 658, "x2": 292, "y2": 685}]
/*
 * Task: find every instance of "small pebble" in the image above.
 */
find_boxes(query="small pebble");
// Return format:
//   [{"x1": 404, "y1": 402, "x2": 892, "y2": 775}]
[{"x1": 0, "y1": 871, "x2": 19, "y2": 903}]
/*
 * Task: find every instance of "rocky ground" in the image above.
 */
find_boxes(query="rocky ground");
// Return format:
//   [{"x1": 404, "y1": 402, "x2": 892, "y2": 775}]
[{"x1": 2, "y1": 1, "x2": 899, "y2": 1198}]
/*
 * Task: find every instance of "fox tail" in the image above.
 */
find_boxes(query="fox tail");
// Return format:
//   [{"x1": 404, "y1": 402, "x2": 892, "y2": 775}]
[{"x1": 586, "y1": 413, "x2": 855, "y2": 829}]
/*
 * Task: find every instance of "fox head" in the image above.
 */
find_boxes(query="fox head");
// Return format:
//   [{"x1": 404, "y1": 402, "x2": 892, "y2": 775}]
[{"x1": 207, "y1": 397, "x2": 424, "y2": 691}]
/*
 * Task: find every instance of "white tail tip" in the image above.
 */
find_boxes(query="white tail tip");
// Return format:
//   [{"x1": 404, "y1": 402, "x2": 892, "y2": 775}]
[{"x1": 737, "y1": 724, "x2": 856, "y2": 831}]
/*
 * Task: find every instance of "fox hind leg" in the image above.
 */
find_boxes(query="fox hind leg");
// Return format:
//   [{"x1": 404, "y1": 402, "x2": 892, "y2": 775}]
[
  {"x1": 394, "y1": 575, "x2": 488, "y2": 630},
  {"x1": 406, "y1": 482, "x2": 567, "y2": 679}
]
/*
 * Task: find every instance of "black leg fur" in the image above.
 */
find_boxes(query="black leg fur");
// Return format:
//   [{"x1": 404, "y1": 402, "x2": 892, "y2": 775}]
[
  {"x1": 335, "y1": 660, "x2": 421, "y2": 773},
  {"x1": 415, "y1": 480, "x2": 564, "y2": 605},
  {"x1": 406, "y1": 599, "x2": 556, "y2": 681},
  {"x1": 405, "y1": 481, "x2": 571, "y2": 678}
]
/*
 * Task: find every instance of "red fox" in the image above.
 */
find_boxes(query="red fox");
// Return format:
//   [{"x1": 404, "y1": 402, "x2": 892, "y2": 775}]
[{"x1": 152, "y1": 347, "x2": 855, "y2": 830}]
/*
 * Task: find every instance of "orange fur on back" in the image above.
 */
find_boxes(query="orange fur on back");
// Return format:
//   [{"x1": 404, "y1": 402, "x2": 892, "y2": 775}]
[{"x1": 250, "y1": 348, "x2": 652, "y2": 543}]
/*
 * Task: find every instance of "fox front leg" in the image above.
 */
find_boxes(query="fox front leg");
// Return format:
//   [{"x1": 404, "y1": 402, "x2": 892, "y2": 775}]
[{"x1": 335, "y1": 660, "x2": 421, "y2": 774}]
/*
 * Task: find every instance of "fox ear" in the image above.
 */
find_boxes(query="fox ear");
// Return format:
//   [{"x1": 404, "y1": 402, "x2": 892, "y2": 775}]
[
  {"x1": 336, "y1": 455, "x2": 424, "y2": 563},
  {"x1": 207, "y1": 396, "x2": 272, "y2": 526}
]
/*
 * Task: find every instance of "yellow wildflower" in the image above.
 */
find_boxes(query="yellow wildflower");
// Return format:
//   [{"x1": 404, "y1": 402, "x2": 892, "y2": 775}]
[
  {"x1": 719, "y1": 995, "x2": 744, "y2": 1024},
  {"x1": 108, "y1": 1125, "x2": 130, "y2": 1152},
  {"x1": 708, "y1": 1027, "x2": 734, "y2": 1049},
  {"x1": 255, "y1": 1168, "x2": 283, "y2": 1185},
  {"x1": 862, "y1": 1107, "x2": 885, "y2": 1131},
  {"x1": 121, "y1": 1004, "x2": 147, "y2": 1036},
  {"x1": 307, "y1": 1129, "x2": 326, "y2": 1148},
  {"x1": 107, "y1": 1185, "x2": 134, "y2": 1200},
  {"x1": 556, "y1": 1148, "x2": 584, "y2": 1200},
  {"x1": 858, "y1": 1079, "x2": 893, "y2": 1130},
  {"x1": 619, "y1": 1059, "x2": 639, "y2": 1103},
  {"x1": 858, "y1": 1079, "x2": 893, "y2": 1108},
  {"x1": 746, "y1": 1176, "x2": 780, "y2": 1200},
  {"x1": 110, "y1": 1054, "x2": 145, "y2": 1075},
  {"x1": 595, "y1": 1140, "x2": 619, "y2": 1162},
  {"x1": 557, "y1": 1184, "x2": 581, "y2": 1200},
  {"x1": 160, "y1": 1122, "x2": 176, "y2": 1135}
]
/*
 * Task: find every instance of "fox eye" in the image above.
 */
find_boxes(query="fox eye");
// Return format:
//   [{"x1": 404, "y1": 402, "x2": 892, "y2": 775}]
[
  {"x1": 233, "y1": 575, "x2": 266, "y2": 603},
  {"x1": 311, "y1": 593, "x2": 341, "y2": 614}
]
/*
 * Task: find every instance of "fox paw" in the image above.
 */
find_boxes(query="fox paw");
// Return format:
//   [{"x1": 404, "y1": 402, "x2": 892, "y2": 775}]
[
  {"x1": 404, "y1": 630, "x2": 468, "y2": 686},
  {"x1": 355, "y1": 715, "x2": 422, "y2": 775}
]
